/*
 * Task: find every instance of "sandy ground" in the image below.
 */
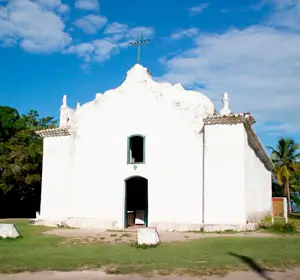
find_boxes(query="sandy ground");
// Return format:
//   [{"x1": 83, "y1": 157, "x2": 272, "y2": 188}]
[
  {"x1": 1, "y1": 269, "x2": 300, "y2": 280},
  {"x1": 44, "y1": 228, "x2": 276, "y2": 244}
]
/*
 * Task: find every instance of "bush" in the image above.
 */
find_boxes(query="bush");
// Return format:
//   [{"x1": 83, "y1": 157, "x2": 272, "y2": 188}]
[
  {"x1": 269, "y1": 223, "x2": 297, "y2": 233},
  {"x1": 280, "y1": 223, "x2": 297, "y2": 233},
  {"x1": 130, "y1": 242, "x2": 159, "y2": 249}
]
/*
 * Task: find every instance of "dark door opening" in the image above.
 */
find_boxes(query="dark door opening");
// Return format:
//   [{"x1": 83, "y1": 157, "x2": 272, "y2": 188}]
[{"x1": 124, "y1": 176, "x2": 148, "y2": 228}]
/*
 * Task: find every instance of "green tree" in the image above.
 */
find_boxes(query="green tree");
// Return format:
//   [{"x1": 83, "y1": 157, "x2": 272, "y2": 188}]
[
  {"x1": 0, "y1": 106, "x2": 25, "y2": 142},
  {"x1": 268, "y1": 138, "x2": 300, "y2": 214},
  {"x1": 290, "y1": 162, "x2": 300, "y2": 207},
  {"x1": 0, "y1": 105, "x2": 57, "y2": 217},
  {"x1": 272, "y1": 180, "x2": 284, "y2": 197}
]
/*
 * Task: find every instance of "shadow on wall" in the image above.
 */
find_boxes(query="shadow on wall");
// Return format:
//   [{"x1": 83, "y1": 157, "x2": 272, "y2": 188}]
[{"x1": 227, "y1": 252, "x2": 273, "y2": 280}]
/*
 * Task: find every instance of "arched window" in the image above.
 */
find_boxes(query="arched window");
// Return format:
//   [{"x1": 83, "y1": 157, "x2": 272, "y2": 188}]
[{"x1": 127, "y1": 135, "x2": 145, "y2": 164}]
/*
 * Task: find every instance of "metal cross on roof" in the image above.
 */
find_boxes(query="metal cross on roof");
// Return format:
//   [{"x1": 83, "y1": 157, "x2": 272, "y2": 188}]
[{"x1": 128, "y1": 32, "x2": 150, "y2": 64}]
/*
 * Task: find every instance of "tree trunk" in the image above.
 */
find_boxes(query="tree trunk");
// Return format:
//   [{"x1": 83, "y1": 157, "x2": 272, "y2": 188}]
[{"x1": 285, "y1": 180, "x2": 292, "y2": 215}]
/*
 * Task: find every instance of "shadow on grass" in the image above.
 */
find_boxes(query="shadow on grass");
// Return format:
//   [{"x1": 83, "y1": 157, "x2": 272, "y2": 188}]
[{"x1": 228, "y1": 252, "x2": 273, "y2": 280}]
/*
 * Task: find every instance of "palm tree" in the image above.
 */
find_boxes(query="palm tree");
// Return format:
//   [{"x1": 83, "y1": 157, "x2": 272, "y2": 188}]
[{"x1": 268, "y1": 138, "x2": 300, "y2": 214}]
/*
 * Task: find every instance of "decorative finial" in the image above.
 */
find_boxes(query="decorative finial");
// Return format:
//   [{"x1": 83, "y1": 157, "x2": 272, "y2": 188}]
[
  {"x1": 220, "y1": 92, "x2": 231, "y2": 116},
  {"x1": 76, "y1": 102, "x2": 80, "y2": 109},
  {"x1": 62, "y1": 95, "x2": 67, "y2": 108},
  {"x1": 60, "y1": 95, "x2": 69, "y2": 127}
]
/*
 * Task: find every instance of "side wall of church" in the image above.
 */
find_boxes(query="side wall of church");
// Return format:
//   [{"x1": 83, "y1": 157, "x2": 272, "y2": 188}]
[
  {"x1": 40, "y1": 136, "x2": 73, "y2": 222},
  {"x1": 67, "y1": 92, "x2": 205, "y2": 231},
  {"x1": 203, "y1": 124, "x2": 247, "y2": 225},
  {"x1": 203, "y1": 123, "x2": 272, "y2": 229},
  {"x1": 244, "y1": 130, "x2": 272, "y2": 222}
]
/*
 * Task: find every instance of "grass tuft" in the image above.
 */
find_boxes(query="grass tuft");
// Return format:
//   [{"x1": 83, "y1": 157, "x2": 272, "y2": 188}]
[
  {"x1": 130, "y1": 242, "x2": 159, "y2": 249},
  {"x1": 0, "y1": 236, "x2": 23, "y2": 241}
]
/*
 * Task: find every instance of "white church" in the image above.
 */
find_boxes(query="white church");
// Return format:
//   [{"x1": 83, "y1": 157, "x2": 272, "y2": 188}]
[{"x1": 35, "y1": 64, "x2": 274, "y2": 232}]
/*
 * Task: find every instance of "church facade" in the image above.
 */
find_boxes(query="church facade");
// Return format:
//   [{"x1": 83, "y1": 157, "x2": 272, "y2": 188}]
[{"x1": 35, "y1": 64, "x2": 273, "y2": 232}]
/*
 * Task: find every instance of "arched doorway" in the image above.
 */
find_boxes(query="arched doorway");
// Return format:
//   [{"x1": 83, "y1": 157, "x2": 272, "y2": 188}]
[{"x1": 124, "y1": 176, "x2": 148, "y2": 228}]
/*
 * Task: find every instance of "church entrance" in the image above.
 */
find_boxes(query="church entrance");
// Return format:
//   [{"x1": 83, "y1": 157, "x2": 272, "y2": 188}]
[{"x1": 124, "y1": 176, "x2": 148, "y2": 228}]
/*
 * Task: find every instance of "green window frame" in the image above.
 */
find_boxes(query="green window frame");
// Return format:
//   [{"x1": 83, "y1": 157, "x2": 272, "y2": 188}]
[{"x1": 127, "y1": 134, "x2": 146, "y2": 164}]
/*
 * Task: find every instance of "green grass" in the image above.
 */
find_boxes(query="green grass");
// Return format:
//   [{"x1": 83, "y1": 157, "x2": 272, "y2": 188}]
[
  {"x1": 259, "y1": 213, "x2": 300, "y2": 234},
  {"x1": 1, "y1": 220, "x2": 300, "y2": 276}
]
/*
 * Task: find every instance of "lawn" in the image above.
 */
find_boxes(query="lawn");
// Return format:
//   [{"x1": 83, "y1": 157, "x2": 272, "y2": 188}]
[
  {"x1": 1, "y1": 219, "x2": 300, "y2": 276},
  {"x1": 259, "y1": 212, "x2": 300, "y2": 233}
]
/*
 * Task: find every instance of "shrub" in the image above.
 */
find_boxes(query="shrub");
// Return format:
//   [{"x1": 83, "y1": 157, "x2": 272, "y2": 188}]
[
  {"x1": 270, "y1": 223, "x2": 297, "y2": 233},
  {"x1": 130, "y1": 242, "x2": 159, "y2": 249},
  {"x1": 279, "y1": 223, "x2": 297, "y2": 233},
  {"x1": 263, "y1": 216, "x2": 272, "y2": 222}
]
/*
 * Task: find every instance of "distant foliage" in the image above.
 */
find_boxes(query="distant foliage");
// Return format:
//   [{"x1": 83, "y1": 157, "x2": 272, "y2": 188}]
[
  {"x1": 0, "y1": 105, "x2": 57, "y2": 218},
  {"x1": 268, "y1": 138, "x2": 300, "y2": 213}
]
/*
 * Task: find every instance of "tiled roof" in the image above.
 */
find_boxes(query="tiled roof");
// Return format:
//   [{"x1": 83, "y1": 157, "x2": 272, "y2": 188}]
[
  {"x1": 204, "y1": 113, "x2": 255, "y2": 125},
  {"x1": 35, "y1": 127, "x2": 70, "y2": 137}
]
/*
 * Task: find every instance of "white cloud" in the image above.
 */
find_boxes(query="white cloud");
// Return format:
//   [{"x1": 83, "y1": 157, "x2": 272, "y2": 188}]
[
  {"x1": 57, "y1": 4, "x2": 69, "y2": 14},
  {"x1": 252, "y1": 0, "x2": 296, "y2": 10},
  {"x1": 35, "y1": 0, "x2": 69, "y2": 14},
  {"x1": 267, "y1": 0, "x2": 300, "y2": 31},
  {"x1": 160, "y1": 26, "x2": 300, "y2": 133},
  {"x1": 0, "y1": 0, "x2": 154, "y2": 65},
  {"x1": 74, "y1": 15, "x2": 107, "y2": 34},
  {"x1": 93, "y1": 39, "x2": 118, "y2": 61},
  {"x1": 0, "y1": 0, "x2": 71, "y2": 53},
  {"x1": 67, "y1": 24, "x2": 155, "y2": 65},
  {"x1": 171, "y1": 28, "x2": 199, "y2": 40},
  {"x1": 65, "y1": 39, "x2": 117, "y2": 62},
  {"x1": 188, "y1": 2, "x2": 210, "y2": 15},
  {"x1": 104, "y1": 24, "x2": 154, "y2": 49},
  {"x1": 252, "y1": 0, "x2": 300, "y2": 30},
  {"x1": 36, "y1": 0, "x2": 61, "y2": 9},
  {"x1": 104, "y1": 22, "x2": 128, "y2": 34},
  {"x1": 126, "y1": 26, "x2": 154, "y2": 39},
  {"x1": 74, "y1": 0, "x2": 99, "y2": 11},
  {"x1": 65, "y1": 42, "x2": 95, "y2": 61}
]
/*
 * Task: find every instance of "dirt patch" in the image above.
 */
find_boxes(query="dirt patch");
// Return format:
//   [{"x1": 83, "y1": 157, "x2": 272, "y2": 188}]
[
  {"x1": 44, "y1": 228, "x2": 276, "y2": 245},
  {"x1": 1, "y1": 269, "x2": 300, "y2": 280}
]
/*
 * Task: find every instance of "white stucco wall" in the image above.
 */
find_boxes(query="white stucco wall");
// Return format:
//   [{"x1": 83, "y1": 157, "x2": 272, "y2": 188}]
[
  {"x1": 39, "y1": 65, "x2": 216, "y2": 230},
  {"x1": 203, "y1": 123, "x2": 272, "y2": 227},
  {"x1": 40, "y1": 136, "x2": 72, "y2": 221},
  {"x1": 69, "y1": 91, "x2": 206, "y2": 230},
  {"x1": 244, "y1": 130, "x2": 272, "y2": 222},
  {"x1": 38, "y1": 64, "x2": 271, "y2": 231},
  {"x1": 203, "y1": 123, "x2": 246, "y2": 225}
]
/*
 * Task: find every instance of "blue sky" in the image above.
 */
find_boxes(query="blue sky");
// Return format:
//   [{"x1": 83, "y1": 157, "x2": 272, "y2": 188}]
[{"x1": 0, "y1": 0, "x2": 299, "y2": 149}]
